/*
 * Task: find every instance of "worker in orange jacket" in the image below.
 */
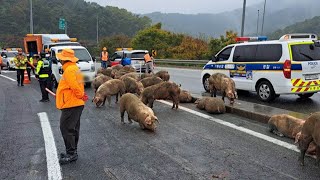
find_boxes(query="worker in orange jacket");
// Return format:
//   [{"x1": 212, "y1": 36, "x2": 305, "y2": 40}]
[
  {"x1": 144, "y1": 51, "x2": 154, "y2": 74},
  {"x1": 100, "y1": 47, "x2": 109, "y2": 69},
  {"x1": 56, "y1": 48, "x2": 88, "y2": 165},
  {"x1": 0, "y1": 55, "x2": 2, "y2": 74}
]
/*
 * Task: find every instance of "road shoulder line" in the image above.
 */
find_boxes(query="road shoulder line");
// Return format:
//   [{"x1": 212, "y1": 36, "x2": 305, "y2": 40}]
[
  {"x1": 158, "y1": 100, "x2": 300, "y2": 153},
  {"x1": 0, "y1": 74, "x2": 16, "y2": 81},
  {"x1": 38, "y1": 112, "x2": 62, "y2": 180}
]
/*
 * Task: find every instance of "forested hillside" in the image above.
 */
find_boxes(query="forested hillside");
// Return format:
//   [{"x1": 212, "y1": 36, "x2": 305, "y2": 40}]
[
  {"x1": 269, "y1": 16, "x2": 320, "y2": 40},
  {"x1": 0, "y1": 0, "x2": 151, "y2": 48}
]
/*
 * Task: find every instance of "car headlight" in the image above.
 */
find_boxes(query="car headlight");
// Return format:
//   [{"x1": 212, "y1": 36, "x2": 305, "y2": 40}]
[{"x1": 90, "y1": 64, "x2": 95, "y2": 72}]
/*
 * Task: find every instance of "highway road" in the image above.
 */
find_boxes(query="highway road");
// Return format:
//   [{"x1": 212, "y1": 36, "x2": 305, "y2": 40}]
[
  {"x1": 0, "y1": 68, "x2": 320, "y2": 179},
  {"x1": 158, "y1": 67, "x2": 320, "y2": 114}
]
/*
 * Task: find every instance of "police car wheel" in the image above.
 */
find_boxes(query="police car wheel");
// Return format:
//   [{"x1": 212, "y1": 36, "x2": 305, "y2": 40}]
[
  {"x1": 257, "y1": 81, "x2": 276, "y2": 102},
  {"x1": 298, "y1": 93, "x2": 314, "y2": 99},
  {"x1": 202, "y1": 75, "x2": 210, "y2": 92}
]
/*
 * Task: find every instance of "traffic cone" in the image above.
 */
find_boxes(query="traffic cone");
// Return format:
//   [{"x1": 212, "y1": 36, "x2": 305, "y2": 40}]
[{"x1": 23, "y1": 70, "x2": 31, "y2": 84}]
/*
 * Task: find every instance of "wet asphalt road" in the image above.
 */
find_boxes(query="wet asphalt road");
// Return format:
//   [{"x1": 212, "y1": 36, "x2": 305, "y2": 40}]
[
  {"x1": 1, "y1": 69, "x2": 320, "y2": 179},
  {"x1": 158, "y1": 67, "x2": 320, "y2": 114}
]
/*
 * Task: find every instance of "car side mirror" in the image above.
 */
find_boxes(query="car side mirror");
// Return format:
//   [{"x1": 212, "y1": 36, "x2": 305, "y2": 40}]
[
  {"x1": 92, "y1": 56, "x2": 96, "y2": 62},
  {"x1": 2, "y1": 55, "x2": 7, "y2": 58},
  {"x1": 212, "y1": 56, "x2": 218, "y2": 62}
]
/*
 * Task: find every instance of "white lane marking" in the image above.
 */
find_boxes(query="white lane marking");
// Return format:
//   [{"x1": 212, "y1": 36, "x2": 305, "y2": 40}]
[
  {"x1": 158, "y1": 100, "x2": 300, "y2": 153},
  {"x1": 0, "y1": 74, "x2": 16, "y2": 81},
  {"x1": 38, "y1": 112, "x2": 62, "y2": 180}
]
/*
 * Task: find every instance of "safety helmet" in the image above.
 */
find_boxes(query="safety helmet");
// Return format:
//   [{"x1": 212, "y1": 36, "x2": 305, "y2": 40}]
[
  {"x1": 40, "y1": 51, "x2": 46, "y2": 58},
  {"x1": 103, "y1": 47, "x2": 107, "y2": 51}
]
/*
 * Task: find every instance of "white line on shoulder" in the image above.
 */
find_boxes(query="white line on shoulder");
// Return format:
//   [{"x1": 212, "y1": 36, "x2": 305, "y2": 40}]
[
  {"x1": 38, "y1": 112, "x2": 62, "y2": 180},
  {"x1": 158, "y1": 100, "x2": 299, "y2": 153}
]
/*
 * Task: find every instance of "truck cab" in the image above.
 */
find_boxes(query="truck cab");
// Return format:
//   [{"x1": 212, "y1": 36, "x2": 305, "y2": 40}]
[{"x1": 50, "y1": 46, "x2": 96, "y2": 88}]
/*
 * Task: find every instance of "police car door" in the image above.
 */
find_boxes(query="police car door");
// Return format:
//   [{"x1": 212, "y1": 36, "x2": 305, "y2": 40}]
[
  {"x1": 212, "y1": 46, "x2": 234, "y2": 76},
  {"x1": 290, "y1": 42, "x2": 320, "y2": 93}
]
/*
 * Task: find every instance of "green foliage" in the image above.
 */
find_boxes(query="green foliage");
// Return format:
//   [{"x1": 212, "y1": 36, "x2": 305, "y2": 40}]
[
  {"x1": 208, "y1": 30, "x2": 237, "y2": 55},
  {"x1": 99, "y1": 34, "x2": 132, "y2": 54},
  {"x1": 0, "y1": 0, "x2": 151, "y2": 50},
  {"x1": 268, "y1": 16, "x2": 320, "y2": 40}
]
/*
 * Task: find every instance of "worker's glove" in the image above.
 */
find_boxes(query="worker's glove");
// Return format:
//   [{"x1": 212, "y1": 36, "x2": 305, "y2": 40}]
[{"x1": 82, "y1": 92, "x2": 89, "y2": 101}]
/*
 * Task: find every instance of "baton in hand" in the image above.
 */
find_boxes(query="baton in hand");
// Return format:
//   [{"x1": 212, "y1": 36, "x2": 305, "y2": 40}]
[{"x1": 45, "y1": 88, "x2": 56, "y2": 98}]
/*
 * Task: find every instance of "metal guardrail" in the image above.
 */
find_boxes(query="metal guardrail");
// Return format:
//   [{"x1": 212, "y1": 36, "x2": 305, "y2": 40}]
[
  {"x1": 154, "y1": 59, "x2": 209, "y2": 66},
  {"x1": 94, "y1": 57, "x2": 209, "y2": 66}
]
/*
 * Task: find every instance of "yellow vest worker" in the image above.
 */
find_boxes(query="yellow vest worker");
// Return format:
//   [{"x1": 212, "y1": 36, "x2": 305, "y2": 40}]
[
  {"x1": 55, "y1": 48, "x2": 88, "y2": 165},
  {"x1": 13, "y1": 49, "x2": 27, "y2": 86}
]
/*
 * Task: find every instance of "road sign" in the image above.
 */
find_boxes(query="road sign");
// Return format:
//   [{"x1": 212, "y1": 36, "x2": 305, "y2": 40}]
[
  {"x1": 59, "y1": 18, "x2": 65, "y2": 30},
  {"x1": 152, "y1": 49, "x2": 157, "y2": 57}
]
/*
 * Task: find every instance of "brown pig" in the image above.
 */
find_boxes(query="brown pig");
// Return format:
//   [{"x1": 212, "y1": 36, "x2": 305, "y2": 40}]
[
  {"x1": 111, "y1": 64, "x2": 123, "y2": 71},
  {"x1": 195, "y1": 97, "x2": 226, "y2": 114},
  {"x1": 96, "y1": 67, "x2": 114, "y2": 77},
  {"x1": 120, "y1": 72, "x2": 140, "y2": 81},
  {"x1": 140, "y1": 73, "x2": 153, "y2": 80},
  {"x1": 122, "y1": 65, "x2": 136, "y2": 72},
  {"x1": 114, "y1": 70, "x2": 128, "y2": 79},
  {"x1": 155, "y1": 70, "x2": 170, "y2": 81},
  {"x1": 121, "y1": 76, "x2": 144, "y2": 95},
  {"x1": 208, "y1": 73, "x2": 237, "y2": 105},
  {"x1": 92, "y1": 74, "x2": 113, "y2": 93},
  {"x1": 179, "y1": 90, "x2": 198, "y2": 103},
  {"x1": 140, "y1": 76, "x2": 163, "y2": 88},
  {"x1": 120, "y1": 93, "x2": 159, "y2": 131},
  {"x1": 141, "y1": 81, "x2": 181, "y2": 109},
  {"x1": 297, "y1": 112, "x2": 320, "y2": 166},
  {"x1": 268, "y1": 114, "x2": 305, "y2": 138},
  {"x1": 295, "y1": 132, "x2": 317, "y2": 157},
  {"x1": 93, "y1": 79, "x2": 125, "y2": 107}
]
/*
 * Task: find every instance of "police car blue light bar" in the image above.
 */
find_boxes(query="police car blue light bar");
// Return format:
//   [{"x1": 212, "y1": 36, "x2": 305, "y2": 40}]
[{"x1": 236, "y1": 36, "x2": 268, "y2": 42}]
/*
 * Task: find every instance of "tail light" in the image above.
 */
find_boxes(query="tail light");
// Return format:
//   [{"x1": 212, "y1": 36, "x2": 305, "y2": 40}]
[{"x1": 283, "y1": 60, "x2": 291, "y2": 79}]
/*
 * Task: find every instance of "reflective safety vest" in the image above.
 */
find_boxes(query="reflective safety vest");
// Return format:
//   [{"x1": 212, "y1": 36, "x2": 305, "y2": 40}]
[
  {"x1": 36, "y1": 58, "x2": 51, "y2": 78},
  {"x1": 101, "y1": 51, "x2": 109, "y2": 61},
  {"x1": 144, "y1": 54, "x2": 152, "y2": 63},
  {"x1": 13, "y1": 55, "x2": 27, "y2": 69},
  {"x1": 27, "y1": 57, "x2": 33, "y2": 69},
  {"x1": 0, "y1": 56, "x2": 2, "y2": 65}
]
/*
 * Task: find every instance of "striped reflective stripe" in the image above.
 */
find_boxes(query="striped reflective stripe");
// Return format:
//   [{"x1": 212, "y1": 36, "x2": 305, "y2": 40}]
[
  {"x1": 39, "y1": 74, "x2": 49, "y2": 78},
  {"x1": 291, "y1": 78, "x2": 320, "y2": 92}
]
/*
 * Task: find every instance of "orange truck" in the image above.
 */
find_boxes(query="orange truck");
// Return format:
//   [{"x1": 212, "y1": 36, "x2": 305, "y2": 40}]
[{"x1": 23, "y1": 34, "x2": 79, "y2": 55}]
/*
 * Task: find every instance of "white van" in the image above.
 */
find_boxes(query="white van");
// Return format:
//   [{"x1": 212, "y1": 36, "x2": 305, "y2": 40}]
[
  {"x1": 110, "y1": 49, "x2": 148, "y2": 72},
  {"x1": 201, "y1": 34, "x2": 320, "y2": 102},
  {"x1": 50, "y1": 46, "x2": 96, "y2": 88}
]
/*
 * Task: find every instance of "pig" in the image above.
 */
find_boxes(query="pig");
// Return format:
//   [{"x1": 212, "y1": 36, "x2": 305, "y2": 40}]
[
  {"x1": 268, "y1": 114, "x2": 305, "y2": 138},
  {"x1": 92, "y1": 74, "x2": 113, "y2": 93},
  {"x1": 295, "y1": 132, "x2": 317, "y2": 157},
  {"x1": 114, "y1": 70, "x2": 128, "y2": 79},
  {"x1": 122, "y1": 65, "x2": 136, "y2": 72},
  {"x1": 111, "y1": 64, "x2": 123, "y2": 71},
  {"x1": 179, "y1": 90, "x2": 198, "y2": 103},
  {"x1": 120, "y1": 72, "x2": 140, "y2": 81},
  {"x1": 208, "y1": 73, "x2": 238, "y2": 105},
  {"x1": 120, "y1": 93, "x2": 159, "y2": 131},
  {"x1": 121, "y1": 76, "x2": 144, "y2": 95},
  {"x1": 296, "y1": 112, "x2": 320, "y2": 166},
  {"x1": 141, "y1": 81, "x2": 181, "y2": 109},
  {"x1": 140, "y1": 76, "x2": 163, "y2": 88},
  {"x1": 93, "y1": 79, "x2": 125, "y2": 107},
  {"x1": 195, "y1": 97, "x2": 226, "y2": 114},
  {"x1": 96, "y1": 67, "x2": 114, "y2": 77},
  {"x1": 140, "y1": 73, "x2": 153, "y2": 80},
  {"x1": 155, "y1": 70, "x2": 170, "y2": 81}
]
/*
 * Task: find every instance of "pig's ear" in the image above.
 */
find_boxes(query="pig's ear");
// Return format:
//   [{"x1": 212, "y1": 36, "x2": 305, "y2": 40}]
[
  {"x1": 295, "y1": 132, "x2": 301, "y2": 144},
  {"x1": 154, "y1": 117, "x2": 160, "y2": 124},
  {"x1": 145, "y1": 116, "x2": 152, "y2": 125}
]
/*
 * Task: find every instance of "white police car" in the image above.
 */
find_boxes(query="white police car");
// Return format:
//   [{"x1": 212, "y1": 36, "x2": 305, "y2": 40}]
[{"x1": 201, "y1": 33, "x2": 320, "y2": 102}]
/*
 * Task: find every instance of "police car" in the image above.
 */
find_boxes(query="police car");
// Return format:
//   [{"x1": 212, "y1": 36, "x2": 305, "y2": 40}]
[{"x1": 201, "y1": 33, "x2": 320, "y2": 102}]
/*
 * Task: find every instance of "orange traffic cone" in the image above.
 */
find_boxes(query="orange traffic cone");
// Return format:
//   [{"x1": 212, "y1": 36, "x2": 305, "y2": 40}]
[{"x1": 23, "y1": 70, "x2": 31, "y2": 84}]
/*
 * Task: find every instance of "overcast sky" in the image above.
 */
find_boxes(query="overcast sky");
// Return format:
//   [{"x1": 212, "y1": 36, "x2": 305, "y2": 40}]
[{"x1": 86, "y1": 0, "x2": 263, "y2": 14}]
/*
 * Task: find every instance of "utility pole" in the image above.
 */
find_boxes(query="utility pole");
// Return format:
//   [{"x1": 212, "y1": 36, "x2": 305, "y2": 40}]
[
  {"x1": 97, "y1": 14, "x2": 99, "y2": 45},
  {"x1": 30, "y1": 0, "x2": 33, "y2": 34},
  {"x1": 261, "y1": 0, "x2": 267, "y2": 35},
  {"x1": 240, "y1": 0, "x2": 246, "y2": 37},
  {"x1": 256, "y1": 10, "x2": 260, "y2": 36}
]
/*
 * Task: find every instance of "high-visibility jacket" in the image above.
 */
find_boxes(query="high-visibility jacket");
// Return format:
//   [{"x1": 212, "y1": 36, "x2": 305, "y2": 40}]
[
  {"x1": 144, "y1": 54, "x2": 152, "y2": 63},
  {"x1": 36, "y1": 58, "x2": 51, "y2": 78},
  {"x1": 13, "y1": 55, "x2": 27, "y2": 69},
  {"x1": 101, "y1": 51, "x2": 109, "y2": 61},
  {"x1": 27, "y1": 57, "x2": 33, "y2": 69},
  {"x1": 56, "y1": 61, "x2": 85, "y2": 110},
  {"x1": 0, "y1": 56, "x2": 2, "y2": 65}
]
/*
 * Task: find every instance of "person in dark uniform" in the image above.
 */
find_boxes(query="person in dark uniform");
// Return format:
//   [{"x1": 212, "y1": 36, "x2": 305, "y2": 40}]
[{"x1": 35, "y1": 52, "x2": 52, "y2": 102}]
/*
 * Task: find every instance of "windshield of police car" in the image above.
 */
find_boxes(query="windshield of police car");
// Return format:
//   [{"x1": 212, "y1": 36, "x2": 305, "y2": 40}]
[
  {"x1": 58, "y1": 49, "x2": 91, "y2": 62},
  {"x1": 291, "y1": 44, "x2": 320, "y2": 61}
]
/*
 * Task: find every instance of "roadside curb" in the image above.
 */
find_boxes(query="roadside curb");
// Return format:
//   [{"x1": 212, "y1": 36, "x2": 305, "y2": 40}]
[{"x1": 191, "y1": 92, "x2": 309, "y2": 123}]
